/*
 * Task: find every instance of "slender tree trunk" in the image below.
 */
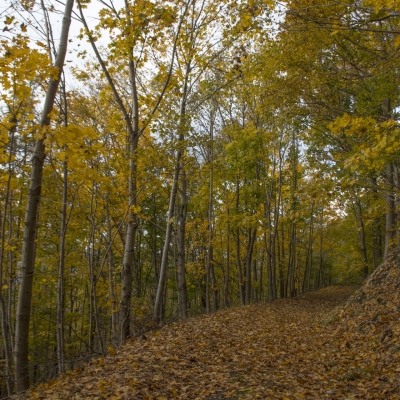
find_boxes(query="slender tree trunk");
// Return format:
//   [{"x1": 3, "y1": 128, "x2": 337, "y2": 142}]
[
  {"x1": 253, "y1": 259, "x2": 258, "y2": 302},
  {"x1": 177, "y1": 170, "x2": 188, "y2": 320},
  {"x1": 259, "y1": 252, "x2": 264, "y2": 302},
  {"x1": 206, "y1": 218, "x2": 217, "y2": 313},
  {"x1": 264, "y1": 194, "x2": 273, "y2": 301},
  {"x1": 14, "y1": 0, "x2": 73, "y2": 391},
  {"x1": 265, "y1": 229, "x2": 272, "y2": 299},
  {"x1": 57, "y1": 77, "x2": 69, "y2": 376},
  {"x1": 92, "y1": 277, "x2": 104, "y2": 354},
  {"x1": 87, "y1": 192, "x2": 96, "y2": 353},
  {"x1": 353, "y1": 192, "x2": 368, "y2": 278},
  {"x1": 287, "y1": 133, "x2": 297, "y2": 298},
  {"x1": 154, "y1": 61, "x2": 190, "y2": 322},
  {"x1": 0, "y1": 122, "x2": 16, "y2": 396},
  {"x1": 0, "y1": 293, "x2": 13, "y2": 396},
  {"x1": 245, "y1": 228, "x2": 257, "y2": 305},
  {"x1": 287, "y1": 221, "x2": 297, "y2": 297},
  {"x1": 205, "y1": 244, "x2": 210, "y2": 312},
  {"x1": 269, "y1": 232, "x2": 277, "y2": 301},
  {"x1": 151, "y1": 195, "x2": 160, "y2": 293},
  {"x1": 266, "y1": 193, "x2": 278, "y2": 301},
  {"x1": 8, "y1": 194, "x2": 15, "y2": 353},
  {"x1": 302, "y1": 201, "x2": 314, "y2": 293},
  {"x1": 154, "y1": 165, "x2": 179, "y2": 321},
  {"x1": 56, "y1": 160, "x2": 67, "y2": 375},
  {"x1": 384, "y1": 164, "x2": 396, "y2": 259},
  {"x1": 77, "y1": 0, "x2": 140, "y2": 343},
  {"x1": 176, "y1": 78, "x2": 192, "y2": 319},
  {"x1": 393, "y1": 163, "x2": 400, "y2": 247},
  {"x1": 371, "y1": 178, "x2": 383, "y2": 269},
  {"x1": 318, "y1": 222, "x2": 324, "y2": 289},
  {"x1": 206, "y1": 110, "x2": 217, "y2": 312},
  {"x1": 119, "y1": 54, "x2": 139, "y2": 342},
  {"x1": 1, "y1": 208, "x2": 13, "y2": 396},
  {"x1": 235, "y1": 177, "x2": 245, "y2": 305},
  {"x1": 223, "y1": 182, "x2": 230, "y2": 308},
  {"x1": 105, "y1": 194, "x2": 117, "y2": 343},
  {"x1": 279, "y1": 216, "x2": 285, "y2": 298}
]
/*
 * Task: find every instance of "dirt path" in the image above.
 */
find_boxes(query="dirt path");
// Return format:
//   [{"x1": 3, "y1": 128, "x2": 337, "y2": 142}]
[{"x1": 25, "y1": 286, "x2": 371, "y2": 399}]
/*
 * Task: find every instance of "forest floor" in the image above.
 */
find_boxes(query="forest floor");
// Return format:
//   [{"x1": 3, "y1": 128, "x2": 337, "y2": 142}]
[{"x1": 24, "y1": 253, "x2": 400, "y2": 399}]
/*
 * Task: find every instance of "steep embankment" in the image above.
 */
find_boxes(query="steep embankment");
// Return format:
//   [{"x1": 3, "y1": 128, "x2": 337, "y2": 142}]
[
  {"x1": 24, "y1": 254, "x2": 400, "y2": 399},
  {"x1": 323, "y1": 250, "x2": 400, "y2": 399}
]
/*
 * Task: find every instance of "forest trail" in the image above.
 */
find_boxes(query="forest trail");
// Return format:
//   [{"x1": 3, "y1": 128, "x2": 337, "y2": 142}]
[{"x1": 25, "y1": 252, "x2": 400, "y2": 400}]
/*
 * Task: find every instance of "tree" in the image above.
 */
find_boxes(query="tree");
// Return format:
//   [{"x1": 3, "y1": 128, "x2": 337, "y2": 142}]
[{"x1": 13, "y1": 0, "x2": 74, "y2": 391}]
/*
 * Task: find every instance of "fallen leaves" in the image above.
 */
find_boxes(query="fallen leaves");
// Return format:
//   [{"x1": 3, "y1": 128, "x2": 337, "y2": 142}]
[{"x1": 22, "y1": 251, "x2": 400, "y2": 399}]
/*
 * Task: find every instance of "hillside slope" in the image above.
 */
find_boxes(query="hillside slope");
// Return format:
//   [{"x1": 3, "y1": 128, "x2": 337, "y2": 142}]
[
  {"x1": 22, "y1": 253, "x2": 400, "y2": 399},
  {"x1": 325, "y1": 250, "x2": 400, "y2": 399}
]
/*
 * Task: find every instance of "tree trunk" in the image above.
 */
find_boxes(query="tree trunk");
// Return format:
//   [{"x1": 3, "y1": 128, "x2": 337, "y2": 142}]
[
  {"x1": 223, "y1": 182, "x2": 231, "y2": 308},
  {"x1": 371, "y1": 177, "x2": 383, "y2": 269},
  {"x1": 154, "y1": 169, "x2": 179, "y2": 321},
  {"x1": 235, "y1": 178, "x2": 245, "y2": 305},
  {"x1": 14, "y1": 0, "x2": 74, "y2": 391},
  {"x1": 77, "y1": 0, "x2": 140, "y2": 343},
  {"x1": 57, "y1": 78, "x2": 69, "y2": 376},
  {"x1": 278, "y1": 216, "x2": 285, "y2": 298},
  {"x1": 302, "y1": 201, "x2": 314, "y2": 293},
  {"x1": 154, "y1": 61, "x2": 190, "y2": 322},
  {"x1": 87, "y1": 194, "x2": 96, "y2": 353},
  {"x1": 0, "y1": 122, "x2": 16, "y2": 396},
  {"x1": 105, "y1": 194, "x2": 117, "y2": 343},
  {"x1": 244, "y1": 228, "x2": 257, "y2": 305},
  {"x1": 264, "y1": 193, "x2": 274, "y2": 301},
  {"x1": 119, "y1": 53, "x2": 139, "y2": 342},
  {"x1": 287, "y1": 133, "x2": 297, "y2": 298},
  {"x1": 177, "y1": 170, "x2": 188, "y2": 320},
  {"x1": 353, "y1": 192, "x2": 368, "y2": 279},
  {"x1": 56, "y1": 160, "x2": 67, "y2": 375},
  {"x1": 393, "y1": 163, "x2": 400, "y2": 247},
  {"x1": 318, "y1": 233, "x2": 324, "y2": 288},
  {"x1": 384, "y1": 163, "x2": 396, "y2": 259},
  {"x1": 206, "y1": 110, "x2": 217, "y2": 313}
]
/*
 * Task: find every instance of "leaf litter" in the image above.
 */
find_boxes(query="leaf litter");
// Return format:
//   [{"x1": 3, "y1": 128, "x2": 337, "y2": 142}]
[{"x1": 22, "y1": 251, "x2": 400, "y2": 399}]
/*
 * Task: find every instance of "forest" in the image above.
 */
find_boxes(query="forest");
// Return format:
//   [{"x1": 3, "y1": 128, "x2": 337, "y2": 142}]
[{"x1": 1, "y1": 0, "x2": 400, "y2": 396}]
